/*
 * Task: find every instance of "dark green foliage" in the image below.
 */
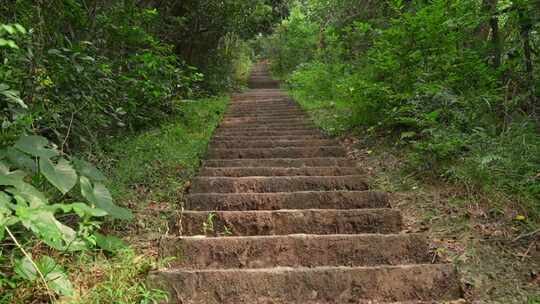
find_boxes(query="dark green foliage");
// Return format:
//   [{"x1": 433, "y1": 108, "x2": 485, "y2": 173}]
[
  {"x1": 0, "y1": 0, "x2": 280, "y2": 150},
  {"x1": 265, "y1": 0, "x2": 540, "y2": 218}
]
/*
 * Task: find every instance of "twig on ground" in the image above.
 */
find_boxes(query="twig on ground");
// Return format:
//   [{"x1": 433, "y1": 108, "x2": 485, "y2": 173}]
[{"x1": 513, "y1": 228, "x2": 540, "y2": 242}]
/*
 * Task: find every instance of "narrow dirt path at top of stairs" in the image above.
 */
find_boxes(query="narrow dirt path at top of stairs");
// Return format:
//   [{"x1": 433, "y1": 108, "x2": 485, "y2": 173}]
[{"x1": 148, "y1": 62, "x2": 465, "y2": 304}]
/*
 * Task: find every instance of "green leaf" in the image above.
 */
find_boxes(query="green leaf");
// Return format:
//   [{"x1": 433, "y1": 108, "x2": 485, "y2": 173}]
[
  {"x1": 94, "y1": 232, "x2": 127, "y2": 253},
  {"x1": 55, "y1": 202, "x2": 108, "y2": 218},
  {"x1": 0, "y1": 214, "x2": 5, "y2": 241},
  {"x1": 0, "y1": 212, "x2": 18, "y2": 241},
  {"x1": 0, "y1": 163, "x2": 26, "y2": 186},
  {"x1": 400, "y1": 131, "x2": 416, "y2": 140},
  {"x1": 0, "y1": 191, "x2": 15, "y2": 213},
  {"x1": 40, "y1": 158, "x2": 77, "y2": 194},
  {"x1": 0, "y1": 38, "x2": 18, "y2": 49},
  {"x1": 15, "y1": 136, "x2": 59, "y2": 159},
  {"x1": 14, "y1": 256, "x2": 37, "y2": 281},
  {"x1": 6, "y1": 183, "x2": 48, "y2": 207},
  {"x1": 80, "y1": 177, "x2": 133, "y2": 220},
  {"x1": 14, "y1": 256, "x2": 74, "y2": 296},
  {"x1": 13, "y1": 24, "x2": 26, "y2": 34},
  {"x1": 0, "y1": 89, "x2": 27, "y2": 108},
  {"x1": 16, "y1": 207, "x2": 84, "y2": 251},
  {"x1": 72, "y1": 203, "x2": 107, "y2": 217},
  {"x1": 38, "y1": 256, "x2": 74, "y2": 296},
  {"x1": 5, "y1": 147, "x2": 37, "y2": 173},
  {"x1": 0, "y1": 24, "x2": 15, "y2": 35},
  {"x1": 425, "y1": 110, "x2": 440, "y2": 122},
  {"x1": 72, "y1": 158, "x2": 106, "y2": 182}
]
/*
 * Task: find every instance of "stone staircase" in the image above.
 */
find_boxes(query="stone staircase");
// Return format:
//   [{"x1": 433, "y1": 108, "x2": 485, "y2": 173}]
[{"x1": 149, "y1": 63, "x2": 463, "y2": 303}]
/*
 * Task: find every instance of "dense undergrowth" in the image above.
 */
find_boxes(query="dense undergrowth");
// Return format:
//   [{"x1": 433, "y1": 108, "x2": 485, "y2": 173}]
[
  {"x1": 0, "y1": 0, "x2": 280, "y2": 301},
  {"x1": 263, "y1": 0, "x2": 540, "y2": 223}
]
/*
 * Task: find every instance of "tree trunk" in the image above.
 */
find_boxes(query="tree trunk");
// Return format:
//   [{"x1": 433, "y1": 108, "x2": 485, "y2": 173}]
[
  {"x1": 483, "y1": 0, "x2": 501, "y2": 68},
  {"x1": 521, "y1": 25, "x2": 533, "y2": 84}
]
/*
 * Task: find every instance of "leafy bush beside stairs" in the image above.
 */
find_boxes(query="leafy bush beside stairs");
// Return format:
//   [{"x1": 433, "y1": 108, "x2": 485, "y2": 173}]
[
  {"x1": 0, "y1": 135, "x2": 131, "y2": 297},
  {"x1": 264, "y1": 0, "x2": 540, "y2": 222}
]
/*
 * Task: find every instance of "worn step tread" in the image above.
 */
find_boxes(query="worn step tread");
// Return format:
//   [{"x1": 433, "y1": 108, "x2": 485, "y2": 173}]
[
  {"x1": 226, "y1": 109, "x2": 304, "y2": 113},
  {"x1": 224, "y1": 113, "x2": 306, "y2": 117},
  {"x1": 211, "y1": 139, "x2": 336, "y2": 149},
  {"x1": 172, "y1": 208, "x2": 401, "y2": 236},
  {"x1": 226, "y1": 109, "x2": 301, "y2": 113},
  {"x1": 219, "y1": 121, "x2": 312, "y2": 126},
  {"x1": 217, "y1": 126, "x2": 314, "y2": 131},
  {"x1": 214, "y1": 130, "x2": 321, "y2": 137},
  {"x1": 190, "y1": 175, "x2": 369, "y2": 193},
  {"x1": 221, "y1": 119, "x2": 310, "y2": 125},
  {"x1": 185, "y1": 191, "x2": 389, "y2": 210},
  {"x1": 204, "y1": 157, "x2": 355, "y2": 168},
  {"x1": 199, "y1": 166, "x2": 363, "y2": 177},
  {"x1": 149, "y1": 264, "x2": 461, "y2": 304},
  {"x1": 207, "y1": 146, "x2": 346, "y2": 159},
  {"x1": 212, "y1": 135, "x2": 328, "y2": 141},
  {"x1": 160, "y1": 233, "x2": 430, "y2": 269}
]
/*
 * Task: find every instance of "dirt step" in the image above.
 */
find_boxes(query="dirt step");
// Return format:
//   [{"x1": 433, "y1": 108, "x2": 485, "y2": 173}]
[
  {"x1": 229, "y1": 100, "x2": 291, "y2": 102},
  {"x1": 214, "y1": 128, "x2": 318, "y2": 135},
  {"x1": 190, "y1": 175, "x2": 368, "y2": 193},
  {"x1": 220, "y1": 122, "x2": 311, "y2": 128},
  {"x1": 214, "y1": 130, "x2": 321, "y2": 137},
  {"x1": 229, "y1": 98, "x2": 290, "y2": 102},
  {"x1": 225, "y1": 111, "x2": 305, "y2": 116},
  {"x1": 172, "y1": 209, "x2": 401, "y2": 236},
  {"x1": 224, "y1": 112, "x2": 305, "y2": 116},
  {"x1": 226, "y1": 111, "x2": 305, "y2": 117},
  {"x1": 212, "y1": 135, "x2": 328, "y2": 141},
  {"x1": 228, "y1": 107, "x2": 298, "y2": 111},
  {"x1": 226, "y1": 107, "x2": 299, "y2": 112},
  {"x1": 148, "y1": 264, "x2": 461, "y2": 304},
  {"x1": 230, "y1": 100, "x2": 291, "y2": 103},
  {"x1": 160, "y1": 234, "x2": 430, "y2": 269},
  {"x1": 219, "y1": 122, "x2": 313, "y2": 129},
  {"x1": 229, "y1": 99, "x2": 292, "y2": 103},
  {"x1": 226, "y1": 107, "x2": 303, "y2": 111},
  {"x1": 185, "y1": 191, "x2": 389, "y2": 211},
  {"x1": 230, "y1": 100, "x2": 291, "y2": 104},
  {"x1": 247, "y1": 81, "x2": 280, "y2": 89},
  {"x1": 220, "y1": 119, "x2": 311, "y2": 124},
  {"x1": 211, "y1": 140, "x2": 337, "y2": 149},
  {"x1": 224, "y1": 111, "x2": 305, "y2": 116},
  {"x1": 207, "y1": 147, "x2": 345, "y2": 159},
  {"x1": 203, "y1": 157, "x2": 355, "y2": 168},
  {"x1": 216, "y1": 126, "x2": 315, "y2": 132},
  {"x1": 221, "y1": 118, "x2": 308, "y2": 124},
  {"x1": 199, "y1": 166, "x2": 363, "y2": 177},
  {"x1": 223, "y1": 115, "x2": 308, "y2": 120}
]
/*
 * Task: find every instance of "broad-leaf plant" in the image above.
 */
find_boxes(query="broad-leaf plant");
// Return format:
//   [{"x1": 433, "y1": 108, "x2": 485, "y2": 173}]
[{"x1": 0, "y1": 135, "x2": 132, "y2": 296}]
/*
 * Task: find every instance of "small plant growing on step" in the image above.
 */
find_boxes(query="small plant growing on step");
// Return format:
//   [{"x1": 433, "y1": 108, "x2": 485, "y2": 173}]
[
  {"x1": 221, "y1": 225, "x2": 233, "y2": 236},
  {"x1": 202, "y1": 212, "x2": 216, "y2": 235}
]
